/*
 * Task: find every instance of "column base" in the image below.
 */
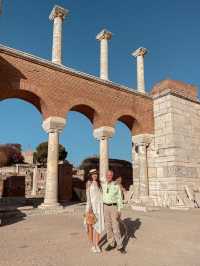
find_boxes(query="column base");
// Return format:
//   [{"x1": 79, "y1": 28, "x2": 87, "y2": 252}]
[{"x1": 38, "y1": 202, "x2": 63, "y2": 210}]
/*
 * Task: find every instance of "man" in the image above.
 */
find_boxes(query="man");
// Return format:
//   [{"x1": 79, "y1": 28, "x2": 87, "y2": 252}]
[{"x1": 102, "y1": 170, "x2": 126, "y2": 254}]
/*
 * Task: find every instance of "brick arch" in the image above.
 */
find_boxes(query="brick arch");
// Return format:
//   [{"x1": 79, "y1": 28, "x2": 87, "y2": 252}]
[
  {"x1": 0, "y1": 46, "x2": 154, "y2": 133},
  {"x1": 117, "y1": 115, "x2": 137, "y2": 132},
  {"x1": 68, "y1": 104, "x2": 97, "y2": 125},
  {"x1": 65, "y1": 98, "x2": 108, "y2": 129},
  {"x1": 0, "y1": 54, "x2": 49, "y2": 118},
  {"x1": 0, "y1": 89, "x2": 44, "y2": 115},
  {"x1": 110, "y1": 111, "x2": 143, "y2": 135}
]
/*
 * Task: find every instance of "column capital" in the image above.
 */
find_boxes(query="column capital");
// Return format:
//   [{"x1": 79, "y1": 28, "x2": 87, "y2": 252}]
[
  {"x1": 132, "y1": 134, "x2": 154, "y2": 146},
  {"x1": 96, "y1": 29, "x2": 112, "y2": 41},
  {"x1": 132, "y1": 47, "x2": 148, "y2": 58},
  {"x1": 93, "y1": 126, "x2": 115, "y2": 140},
  {"x1": 42, "y1": 116, "x2": 66, "y2": 133},
  {"x1": 49, "y1": 5, "x2": 69, "y2": 21}
]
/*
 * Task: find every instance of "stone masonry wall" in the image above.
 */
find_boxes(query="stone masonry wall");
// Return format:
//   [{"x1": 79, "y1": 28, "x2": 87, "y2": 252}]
[{"x1": 147, "y1": 92, "x2": 200, "y2": 205}]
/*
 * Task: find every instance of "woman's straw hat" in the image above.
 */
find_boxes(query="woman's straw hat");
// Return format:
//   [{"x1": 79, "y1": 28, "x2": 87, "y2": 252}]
[{"x1": 89, "y1": 168, "x2": 98, "y2": 175}]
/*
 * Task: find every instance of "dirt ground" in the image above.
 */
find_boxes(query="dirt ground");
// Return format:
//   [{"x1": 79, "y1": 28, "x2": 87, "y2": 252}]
[{"x1": 0, "y1": 207, "x2": 200, "y2": 266}]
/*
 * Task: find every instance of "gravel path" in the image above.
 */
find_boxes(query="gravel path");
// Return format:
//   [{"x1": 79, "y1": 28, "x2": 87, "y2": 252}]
[{"x1": 0, "y1": 207, "x2": 200, "y2": 266}]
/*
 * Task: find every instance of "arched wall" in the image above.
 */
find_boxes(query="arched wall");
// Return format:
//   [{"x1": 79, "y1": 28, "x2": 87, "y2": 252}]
[{"x1": 0, "y1": 46, "x2": 154, "y2": 135}]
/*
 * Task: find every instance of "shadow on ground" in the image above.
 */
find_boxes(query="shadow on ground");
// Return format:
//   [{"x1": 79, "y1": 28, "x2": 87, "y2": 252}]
[
  {"x1": 122, "y1": 218, "x2": 142, "y2": 249},
  {"x1": 99, "y1": 218, "x2": 142, "y2": 249},
  {"x1": 0, "y1": 209, "x2": 26, "y2": 226}
]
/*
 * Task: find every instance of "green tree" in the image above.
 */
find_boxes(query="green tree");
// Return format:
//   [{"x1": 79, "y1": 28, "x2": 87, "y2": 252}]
[
  {"x1": 34, "y1": 142, "x2": 67, "y2": 165},
  {"x1": 0, "y1": 144, "x2": 24, "y2": 166}
]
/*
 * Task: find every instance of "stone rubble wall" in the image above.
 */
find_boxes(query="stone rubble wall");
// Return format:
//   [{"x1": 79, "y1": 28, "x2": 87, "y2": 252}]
[{"x1": 0, "y1": 163, "x2": 72, "y2": 201}]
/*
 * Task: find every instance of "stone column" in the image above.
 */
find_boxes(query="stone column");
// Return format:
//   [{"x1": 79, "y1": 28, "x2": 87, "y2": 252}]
[
  {"x1": 16, "y1": 164, "x2": 19, "y2": 175},
  {"x1": 132, "y1": 47, "x2": 148, "y2": 93},
  {"x1": 49, "y1": 5, "x2": 69, "y2": 65},
  {"x1": 39, "y1": 117, "x2": 66, "y2": 209},
  {"x1": 132, "y1": 134, "x2": 153, "y2": 198},
  {"x1": 131, "y1": 142, "x2": 140, "y2": 198},
  {"x1": 96, "y1": 29, "x2": 112, "y2": 80},
  {"x1": 31, "y1": 166, "x2": 37, "y2": 196},
  {"x1": 93, "y1": 126, "x2": 115, "y2": 183}
]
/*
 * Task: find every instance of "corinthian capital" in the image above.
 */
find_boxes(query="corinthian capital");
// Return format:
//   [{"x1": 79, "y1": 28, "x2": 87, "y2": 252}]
[
  {"x1": 132, "y1": 47, "x2": 148, "y2": 57},
  {"x1": 49, "y1": 5, "x2": 69, "y2": 21}
]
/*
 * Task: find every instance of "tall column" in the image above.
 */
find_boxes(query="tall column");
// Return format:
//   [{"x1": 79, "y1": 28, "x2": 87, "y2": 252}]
[
  {"x1": 96, "y1": 29, "x2": 112, "y2": 80},
  {"x1": 132, "y1": 134, "x2": 153, "y2": 199},
  {"x1": 132, "y1": 47, "x2": 148, "y2": 93},
  {"x1": 131, "y1": 142, "x2": 140, "y2": 198},
  {"x1": 16, "y1": 164, "x2": 19, "y2": 175},
  {"x1": 93, "y1": 126, "x2": 115, "y2": 183},
  {"x1": 39, "y1": 117, "x2": 66, "y2": 209},
  {"x1": 31, "y1": 166, "x2": 38, "y2": 196},
  {"x1": 49, "y1": 5, "x2": 69, "y2": 65}
]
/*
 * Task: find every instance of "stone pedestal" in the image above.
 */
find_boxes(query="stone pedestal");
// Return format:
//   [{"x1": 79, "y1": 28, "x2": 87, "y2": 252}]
[
  {"x1": 93, "y1": 126, "x2": 115, "y2": 182},
  {"x1": 39, "y1": 116, "x2": 66, "y2": 209}
]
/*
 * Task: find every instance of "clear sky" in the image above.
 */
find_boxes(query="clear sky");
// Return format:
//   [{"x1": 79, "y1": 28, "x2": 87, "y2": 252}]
[{"x1": 0, "y1": 0, "x2": 200, "y2": 166}]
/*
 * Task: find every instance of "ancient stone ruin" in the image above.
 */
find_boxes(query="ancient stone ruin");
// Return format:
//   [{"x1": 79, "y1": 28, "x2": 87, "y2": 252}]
[{"x1": 0, "y1": 4, "x2": 200, "y2": 210}]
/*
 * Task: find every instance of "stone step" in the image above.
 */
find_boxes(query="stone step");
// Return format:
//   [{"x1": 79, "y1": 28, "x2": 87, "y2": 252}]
[
  {"x1": 170, "y1": 206, "x2": 189, "y2": 211},
  {"x1": 131, "y1": 205, "x2": 160, "y2": 212},
  {"x1": 0, "y1": 205, "x2": 33, "y2": 212}
]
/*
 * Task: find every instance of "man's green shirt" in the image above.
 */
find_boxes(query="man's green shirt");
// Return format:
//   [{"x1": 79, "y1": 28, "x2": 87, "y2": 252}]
[{"x1": 102, "y1": 181, "x2": 123, "y2": 211}]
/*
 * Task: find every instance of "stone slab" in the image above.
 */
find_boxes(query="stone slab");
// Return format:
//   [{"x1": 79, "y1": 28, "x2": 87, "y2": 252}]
[
  {"x1": 170, "y1": 206, "x2": 189, "y2": 211},
  {"x1": 131, "y1": 205, "x2": 147, "y2": 212},
  {"x1": 194, "y1": 192, "x2": 200, "y2": 208},
  {"x1": 184, "y1": 185, "x2": 194, "y2": 201}
]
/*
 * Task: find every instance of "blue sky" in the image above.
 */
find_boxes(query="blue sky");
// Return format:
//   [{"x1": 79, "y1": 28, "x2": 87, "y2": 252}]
[{"x1": 0, "y1": 0, "x2": 200, "y2": 166}]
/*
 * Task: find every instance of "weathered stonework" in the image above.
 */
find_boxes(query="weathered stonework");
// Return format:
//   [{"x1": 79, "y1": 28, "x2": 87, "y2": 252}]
[
  {"x1": 0, "y1": 163, "x2": 72, "y2": 202},
  {"x1": 146, "y1": 80, "x2": 200, "y2": 207},
  {"x1": 96, "y1": 29, "x2": 112, "y2": 80},
  {"x1": 1, "y1": 35, "x2": 200, "y2": 210},
  {"x1": 49, "y1": 5, "x2": 69, "y2": 64},
  {"x1": 132, "y1": 47, "x2": 148, "y2": 93}
]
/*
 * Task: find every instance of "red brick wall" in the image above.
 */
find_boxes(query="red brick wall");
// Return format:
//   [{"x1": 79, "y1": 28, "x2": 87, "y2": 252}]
[
  {"x1": 0, "y1": 48, "x2": 154, "y2": 135},
  {"x1": 151, "y1": 79, "x2": 198, "y2": 100}
]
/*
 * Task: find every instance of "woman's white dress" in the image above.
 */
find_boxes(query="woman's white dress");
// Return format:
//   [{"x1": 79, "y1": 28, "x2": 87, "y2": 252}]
[{"x1": 85, "y1": 181, "x2": 105, "y2": 234}]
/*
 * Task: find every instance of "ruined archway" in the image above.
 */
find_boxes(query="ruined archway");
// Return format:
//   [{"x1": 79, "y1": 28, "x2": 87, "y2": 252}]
[
  {"x1": 0, "y1": 98, "x2": 44, "y2": 200},
  {"x1": 0, "y1": 45, "x2": 154, "y2": 208},
  {"x1": 110, "y1": 114, "x2": 137, "y2": 190}
]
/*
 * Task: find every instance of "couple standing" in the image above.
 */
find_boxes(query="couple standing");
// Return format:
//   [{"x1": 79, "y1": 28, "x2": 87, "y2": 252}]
[{"x1": 85, "y1": 169, "x2": 126, "y2": 254}]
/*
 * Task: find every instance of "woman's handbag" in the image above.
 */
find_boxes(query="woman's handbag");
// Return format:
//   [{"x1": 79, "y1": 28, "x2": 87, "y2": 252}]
[{"x1": 85, "y1": 211, "x2": 97, "y2": 225}]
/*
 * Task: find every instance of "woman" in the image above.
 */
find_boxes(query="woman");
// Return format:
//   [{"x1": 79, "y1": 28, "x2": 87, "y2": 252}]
[{"x1": 85, "y1": 169, "x2": 104, "y2": 253}]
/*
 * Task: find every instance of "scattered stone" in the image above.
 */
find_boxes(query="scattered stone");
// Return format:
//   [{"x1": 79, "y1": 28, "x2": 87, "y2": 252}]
[
  {"x1": 194, "y1": 192, "x2": 200, "y2": 208},
  {"x1": 184, "y1": 185, "x2": 194, "y2": 201},
  {"x1": 182, "y1": 197, "x2": 195, "y2": 208}
]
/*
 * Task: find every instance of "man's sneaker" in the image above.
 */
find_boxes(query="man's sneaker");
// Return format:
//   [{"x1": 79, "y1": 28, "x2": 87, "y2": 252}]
[
  {"x1": 91, "y1": 246, "x2": 97, "y2": 253},
  {"x1": 105, "y1": 244, "x2": 116, "y2": 251},
  {"x1": 95, "y1": 246, "x2": 101, "y2": 253},
  {"x1": 117, "y1": 247, "x2": 127, "y2": 254}
]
